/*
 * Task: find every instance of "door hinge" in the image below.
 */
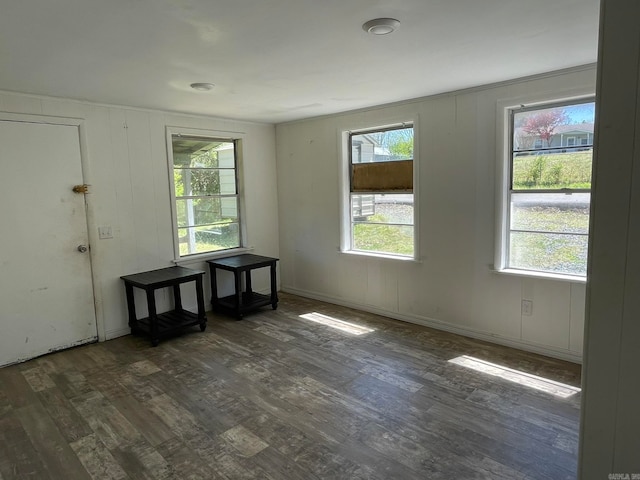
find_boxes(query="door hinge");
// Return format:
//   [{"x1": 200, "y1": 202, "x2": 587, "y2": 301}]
[{"x1": 72, "y1": 184, "x2": 91, "y2": 194}]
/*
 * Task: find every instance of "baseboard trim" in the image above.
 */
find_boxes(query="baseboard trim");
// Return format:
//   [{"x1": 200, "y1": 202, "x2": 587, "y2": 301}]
[
  {"x1": 0, "y1": 335, "x2": 98, "y2": 367},
  {"x1": 282, "y1": 286, "x2": 583, "y2": 364}
]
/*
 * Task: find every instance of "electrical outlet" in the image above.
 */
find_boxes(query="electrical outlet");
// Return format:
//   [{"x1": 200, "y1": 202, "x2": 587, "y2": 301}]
[
  {"x1": 521, "y1": 299, "x2": 533, "y2": 316},
  {"x1": 98, "y1": 225, "x2": 113, "y2": 239}
]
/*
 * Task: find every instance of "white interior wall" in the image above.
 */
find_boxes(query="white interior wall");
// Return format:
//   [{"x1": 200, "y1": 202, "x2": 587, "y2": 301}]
[
  {"x1": 0, "y1": 91, "x2": 278, "y2": 340},
  {"x1": 579, "y1": 0, "x2": 640, "y2": 475},
  {"x1": 1, "y1": 67, "x2": 597, "y2": 361},
  {"x1": 276, "y1": 66, "x2": 596, "y2": 362}
]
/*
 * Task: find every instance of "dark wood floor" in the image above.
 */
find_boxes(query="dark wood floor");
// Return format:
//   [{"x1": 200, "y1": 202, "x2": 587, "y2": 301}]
[{"x1": 0, "y1": 293, "x2": 582, "y2": 480}]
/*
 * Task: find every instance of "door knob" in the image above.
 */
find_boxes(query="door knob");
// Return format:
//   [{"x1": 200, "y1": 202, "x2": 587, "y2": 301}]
[{"x1": 77, "y1": 245, "x2": 88, "y2": 253}]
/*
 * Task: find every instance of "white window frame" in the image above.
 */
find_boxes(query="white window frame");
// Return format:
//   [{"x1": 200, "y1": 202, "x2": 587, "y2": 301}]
[
  {"x1": 339, "y1": 116, "x2": 420, "y2": 261},
  {"x1": 494, "y1": 93, "x2": 594, "y2": 281},
  {"x1": 166, "y1": 126, "x2": 248, "y2": 262}
]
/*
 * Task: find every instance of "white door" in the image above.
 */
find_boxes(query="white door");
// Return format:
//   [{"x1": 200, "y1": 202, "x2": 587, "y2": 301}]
[{"x1": 0, "y1": 119, "x2": 97, "y2": 366}]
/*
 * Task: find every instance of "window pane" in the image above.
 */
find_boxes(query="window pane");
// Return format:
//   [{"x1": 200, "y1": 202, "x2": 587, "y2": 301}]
[
  {"x1": 353, "y1": 224, "x2": 414, "y2": 256},
  {"x1": 513, "y1": 102, "x2": 595, "y2": 152},
  {"x1": 351, "y1": 127, "x2": 413, "y2": 164},
  {"x1": 171, "y1": 137, "x2": 234, "y2": 168},
  {"x1": 171, "y1": 133, "x2": 241, "y2": 258},
  {"x1": 176, "y1": 197, "x2": 238, "y2": 228},
  {"x1": 511, "y1": 193, "x2": 590, "y2": 234},
  {"x1": 352, "y1": 194, "x2": 413, "y2": 225},
  {"x1": 347, "y1": 124, "x2": 415, "y2": 258},
  {"x1": 509, "y1": 231, "x2": 588, "y2": 276},
  {"x1": 512, "y1": 150, "x2": 592, "y2": 190},
  {"x1": 178, "y1": 223, "x2": 240, "y2": 256},
  {"x1": 174, "y1": 169, "x2": 237, "y2": 196},
  {"x1": 512, "y1": 101, "x2": 595, "y2": 191},
  {"x1": 507, "y1": 100, "x2": 594, "y2": 276},
  {"x1": 351, "y1": 194, "x2": 414, "y2": 256}
]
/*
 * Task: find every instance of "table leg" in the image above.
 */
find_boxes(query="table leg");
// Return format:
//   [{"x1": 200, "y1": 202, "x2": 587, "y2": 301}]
[
  {"x1": 195, "y1": 276, "x2": 207, "y2": 331},
  {"x1": 173, "y1": 284, "x2": 183, "y2": 312},
  {"x1": 234, "y1": 270, "x2": 243, "y2": 319},
  {"x1": 270, "y1": 262, "x2": 278, "y2": 309},
  {"x1": 146, "y1": 289, "x2": 159, "y2": 347},
  {"x1": 245, "y1": 270, "x2": 253, "y2": 294},
  {"x1": 209, "y1": 264, "x2": 218, "y2": 305},
  {"x1": 124, "y1": 283, "x2": 137, "y2": 329}
]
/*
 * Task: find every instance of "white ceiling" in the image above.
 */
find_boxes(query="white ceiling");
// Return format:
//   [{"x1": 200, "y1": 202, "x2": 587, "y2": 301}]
[{"x1": 0, "y1": 0, "x2": 600, "y2": 124}]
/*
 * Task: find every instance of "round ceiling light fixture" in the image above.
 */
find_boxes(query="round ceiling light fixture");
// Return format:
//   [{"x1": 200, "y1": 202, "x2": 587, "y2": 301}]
[
  {"x1": 190, "y1": 82, "x2": 215, "y2": 91},
  {"x1": 362, "y1": 18, "x2": 400, "y2": 35}
]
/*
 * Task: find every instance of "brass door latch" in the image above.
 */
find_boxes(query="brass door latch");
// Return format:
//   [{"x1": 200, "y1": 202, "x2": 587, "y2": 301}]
[{"x1": 72, "y1": 184, "x2": 90, "y2": 194}]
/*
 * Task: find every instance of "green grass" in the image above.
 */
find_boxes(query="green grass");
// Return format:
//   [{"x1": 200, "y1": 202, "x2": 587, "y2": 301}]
[
  {"x1": 179, "y1": 241, "x2": 232, "y2": 256},
  {"x1": 513, "y1": 151, "x2": 592, "y2": 190},
  {"x1": 512, "y1": 206, "x2": 590, "y2": 234},
  {"x1": 511, "y1": 150, "x2": 592, "y2": 274},
  {"x1": 178, "y1": 224, "x2": 239, "y2": 256},
  {"x1": 510, "y1": 231, "x2": 588, "y2": 276},
  {"x1": 353, "y1": 214, "x2": 414, "y2": 256},
  {"x1": 510, "y1": 205, "x2": 589, "y2": 275}
]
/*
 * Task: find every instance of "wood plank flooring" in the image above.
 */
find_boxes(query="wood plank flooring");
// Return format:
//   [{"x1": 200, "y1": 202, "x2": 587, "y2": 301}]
[{"x1": 0, "y1": 293, "x2": 582, "y2": 479}]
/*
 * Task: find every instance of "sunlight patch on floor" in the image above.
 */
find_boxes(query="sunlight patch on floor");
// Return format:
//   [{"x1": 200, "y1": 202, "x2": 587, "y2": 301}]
[
  {"x1": 448, "y1": 355, "x2": 581, "y2": 398},
  {"x1": 298, "y1": 312, "x2": 376, "y2": 335}
]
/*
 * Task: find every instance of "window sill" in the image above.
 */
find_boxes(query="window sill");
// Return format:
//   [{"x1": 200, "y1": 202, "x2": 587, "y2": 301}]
[
  {"x1": 341, "y1": 249, "x2": 421, "y2": 263},
  {"x1": 493, "y1": 267, "x2": 586, "y2": 283},
  {"x1": 173, "y1": 247, "x2": 253, "y2": 266}
]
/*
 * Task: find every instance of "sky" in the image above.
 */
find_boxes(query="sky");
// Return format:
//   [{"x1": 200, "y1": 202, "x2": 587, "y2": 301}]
[
  {"x1": 514, "y1": 101, "x2": 596, "y2": 127},
  {"x1": 564, "y1": 102, "x2": 596, "y2": 123}
]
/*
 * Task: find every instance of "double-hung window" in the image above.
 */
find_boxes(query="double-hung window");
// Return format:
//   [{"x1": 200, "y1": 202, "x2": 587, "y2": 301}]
[
  {"x1": 168, "y1": 130, "x2": 242, "y2": 257},
  {"x1": 504, "y1": 98, "x2": 595, "y2": 277},
  {"x1": 344, "y1": 124, "x2": 416, "y2": 258}
]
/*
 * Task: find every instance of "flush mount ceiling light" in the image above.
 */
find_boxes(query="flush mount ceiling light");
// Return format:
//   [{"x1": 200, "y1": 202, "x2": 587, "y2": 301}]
[
  {"x1": 190, "y1": 82, "x2": 215, "y2": 91},
  {"x1": 362, "y1": 18, "x2": 400, "y2": 35}
]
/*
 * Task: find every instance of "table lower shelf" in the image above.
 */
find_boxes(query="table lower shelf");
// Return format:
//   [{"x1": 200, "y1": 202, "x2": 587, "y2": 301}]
[
  {"x1": 212, "y1": 292, "x2": 277, "y2": 318},
  {"x1": 131, "y1": 309, "x2": 206, "y2": 345}
]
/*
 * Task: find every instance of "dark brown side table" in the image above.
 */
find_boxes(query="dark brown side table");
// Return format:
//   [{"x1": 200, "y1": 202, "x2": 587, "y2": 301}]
[
  {"x1": 207, "y1": 254, "x2": 278, "y2": 319},
  {"x1": 121, "y1": 266, "x2": 206, "y2": 346}
]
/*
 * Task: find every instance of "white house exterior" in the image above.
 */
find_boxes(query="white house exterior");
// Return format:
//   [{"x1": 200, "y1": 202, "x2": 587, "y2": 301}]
[{"x1": 514, "y1": 122, "x2": 594, "y2": 152}]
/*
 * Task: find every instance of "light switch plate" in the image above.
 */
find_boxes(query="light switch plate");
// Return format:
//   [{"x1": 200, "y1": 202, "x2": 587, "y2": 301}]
[{"x1": 98, "y1": 226, "x2": 113, "y2": 239}]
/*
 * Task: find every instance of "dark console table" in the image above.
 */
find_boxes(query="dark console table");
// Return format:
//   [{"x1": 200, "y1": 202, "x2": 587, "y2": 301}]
[
  {"x1": 121, "y1": 266, "x2": 206, "y2": 346},
  {"x1": 207, "y1": 254, "x2": 278, "y2": 319}
]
